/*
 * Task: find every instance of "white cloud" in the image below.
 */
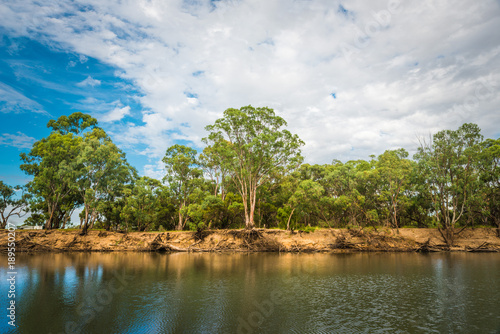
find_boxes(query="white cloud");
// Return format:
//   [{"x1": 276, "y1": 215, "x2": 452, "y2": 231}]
[
  {"x1": 0, "y1": 82, "x2": 48, "y2": 115},
  {"x1": 72, "y1": 97, "x2": 132, "y2": 124},
  {"x1": 101, "y1": 105, "x2": 131, "y2": 122},
  {"x1": 0, "y1": 0, "x2": 499, "y2": 173},
  {"x1": 76, "y1": 76, "x2": 101, "y2": 87},
  {"x1": 0, "y1": 131, "x2": 36, "y2": 149}
]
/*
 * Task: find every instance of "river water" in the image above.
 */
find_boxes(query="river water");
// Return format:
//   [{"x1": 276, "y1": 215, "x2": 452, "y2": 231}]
[{"x1": 1, "y1": 252, "x2": 499, "y2": 334}]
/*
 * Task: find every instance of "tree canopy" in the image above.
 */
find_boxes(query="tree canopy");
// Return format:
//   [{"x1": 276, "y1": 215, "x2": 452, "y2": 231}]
[
  {"x1": 4, "y1": 109, "x2": 499, "y2": 244},
  {"x1": 204, "y1": 105, "x2": 304, "y2": 229}
]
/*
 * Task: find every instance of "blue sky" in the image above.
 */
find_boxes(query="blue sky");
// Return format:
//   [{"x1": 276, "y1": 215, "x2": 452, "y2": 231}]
[
  {"x1": 1, "y1": 0, "x2": 499, "y2": 186},
  {"x1": 0, "y1": 35, "x2": 151, "y2": 184}
]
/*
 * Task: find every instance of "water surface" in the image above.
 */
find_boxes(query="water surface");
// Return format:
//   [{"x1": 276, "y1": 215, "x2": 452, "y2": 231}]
[{"x1": 1, "y1": 252, "x2": 499, "y2": 333}]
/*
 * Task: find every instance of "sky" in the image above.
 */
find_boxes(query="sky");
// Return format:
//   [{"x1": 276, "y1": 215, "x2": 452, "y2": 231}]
[{"x1": 1, "y1": 0, "x2": 499, "y2": 185}]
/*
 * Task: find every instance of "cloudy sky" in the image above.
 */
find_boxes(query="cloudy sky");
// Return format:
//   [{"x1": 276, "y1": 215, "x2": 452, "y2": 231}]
[{"x1": 1, "y1": 0, "x2": 499, "y2": 183}]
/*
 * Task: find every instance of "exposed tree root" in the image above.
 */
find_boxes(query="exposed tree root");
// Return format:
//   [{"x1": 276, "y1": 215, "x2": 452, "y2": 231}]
[
  {"x1": 466, "y1": 242, "x2": 499, "y2": 252},
  {"x1": 416, "y1": 238, "x2": 442, "y2": 253}
]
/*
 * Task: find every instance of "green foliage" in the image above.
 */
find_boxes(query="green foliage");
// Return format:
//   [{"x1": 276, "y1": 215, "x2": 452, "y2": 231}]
[
  {"x1": 0, "y1": 182, "x2": 30, "y2": 228},
  {"x1": 162, "y1": 144, "x2": 203, "y2": 230},
  {"x1": 78, "y1": 128, "x2": 135, "y2": 233},
  {"x1": 121, "y1": 177, "x2": 162, "y2": 231},
  {"x1": 204, "y1": 105, "x2": 304, "y2": 228},
  {"x1": 414, "y1": 123, "x2": 484, "y2": 245},
  {"x1": 14, "y1": 111, "x2": 499, "y2": 236},
  {"x1": 20, "y1": 130, "x2": 83, "y2": 229},
  {"x1": 375, "y1": 149, "x2": 414, "y2": 228},
  {"x1": 47, "y1": 112, "x2": 98, "y2": 135},
  {"x1": 20, "y1": 112, "x2": 134, "y2": 230}
]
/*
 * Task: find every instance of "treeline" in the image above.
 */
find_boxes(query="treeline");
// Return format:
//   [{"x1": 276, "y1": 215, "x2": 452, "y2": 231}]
[{"x1": 1, "y1": 107, "x2": 499, "y2": 245}]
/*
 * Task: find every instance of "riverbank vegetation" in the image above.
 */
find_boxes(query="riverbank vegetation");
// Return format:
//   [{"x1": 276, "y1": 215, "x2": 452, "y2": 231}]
[{"x1": 1, "y1": 106, "x2": 499, "y2": 247}]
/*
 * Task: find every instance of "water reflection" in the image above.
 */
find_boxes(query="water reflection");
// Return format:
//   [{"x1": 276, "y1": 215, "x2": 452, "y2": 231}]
[{"x1": 0, "y1": 253, "x2": 499, "y2": 333}]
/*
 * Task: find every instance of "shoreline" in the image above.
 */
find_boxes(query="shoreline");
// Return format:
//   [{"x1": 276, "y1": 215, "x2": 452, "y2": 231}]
[{"x1": 1, "y1": 227, "x2": 499, "y2": 253}]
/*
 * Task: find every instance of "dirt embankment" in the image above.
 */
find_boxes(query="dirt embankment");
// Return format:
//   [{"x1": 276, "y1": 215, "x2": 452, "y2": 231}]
[{"x1": 1, "y1": 228, "x2": 499, "y2": 253}]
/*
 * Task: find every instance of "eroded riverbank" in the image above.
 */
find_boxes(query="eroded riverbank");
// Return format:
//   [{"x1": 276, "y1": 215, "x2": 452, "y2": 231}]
[{"x1": 1, "y1": 227, "x2": 499, "y2": 253}]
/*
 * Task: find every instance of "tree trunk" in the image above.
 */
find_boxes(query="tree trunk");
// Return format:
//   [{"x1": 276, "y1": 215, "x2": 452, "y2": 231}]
[
  {"x1": 176, "y1": 210, "x2": 184, "y2": 230},
  {"x1": 0, "y1": 213, "x2": 6, "y2": 229},
  {"x1": 287, "y1": 207, "x2": 296, "y2": 231},
  {"x1": 247, "y1": 185, "x2": 258, "y2": 229},
  {"x1": 438, "y1": 227, "x2": 454, "y2": 247}
]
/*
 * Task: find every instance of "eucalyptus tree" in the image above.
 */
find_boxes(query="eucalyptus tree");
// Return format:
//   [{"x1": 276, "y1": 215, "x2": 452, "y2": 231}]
[
  {"x1": 204, "y1": 106, "x2": 304, "y2": 229},
  {"x1": 0, "y1": 181, "x2": 30, "y2": 229},
  {"x1": 20, "y1": 131, "x2": 84, "y2": 229},
  {"x1": 284, "y1": 179, "x2": 325, "y2": 230},
  {"x1": 20, "y1": 113, "x2": 100, "y2": 229},
  {"x1": 46, "y1": 112, "x2": 98, "y2": 135},
  {"x1": 199, "y1": 142, "x2": 232, "y2": 200},
  {"x1": 77, "y1": 128, "x2": 135, "y2": 234},
  {"x1": 479, "y1": 138, "x2": 500, "y2": 234},
  {"x1": 162, "y1": 144, "x2": 203, "y2": 230},
  {"x1": 121, "y1": 176, "x2": 162, "y2": 231},
  {"x1": 376, "y1": 149, "x2": 414, "y2": 228},
  {"x1": 323, "y1": 161, "x2": 367, "y2": 227},
  {"x1": 414, "y1": 123, "x2": 483, "y2": 245},
  {"x1": 20, "y1": 112, "x2": 134, "y2": 231}
]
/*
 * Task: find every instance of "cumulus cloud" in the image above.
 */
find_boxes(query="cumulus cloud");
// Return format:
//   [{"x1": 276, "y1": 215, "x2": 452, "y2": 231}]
[
  {"x1": 1, "y1": 0, "x2": 499, "y2": 177},
  {"x1": 76, "y1": 76, "x2": 101, "y2": 87},
  {"x1": 0, "y1": 131, "x2": 36, "y2": 149},
  {"x1": 101, "y1": 105, "x2": 131, "y2": 122}
]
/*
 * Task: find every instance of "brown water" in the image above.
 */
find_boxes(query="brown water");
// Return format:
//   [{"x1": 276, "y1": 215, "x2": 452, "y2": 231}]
[{"x1": 1, "y1": 252, "x2": 499, "y2": 333}]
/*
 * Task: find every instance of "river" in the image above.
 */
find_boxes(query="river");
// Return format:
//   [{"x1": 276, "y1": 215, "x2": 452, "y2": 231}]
[{"x1": 1, "y1": 252, "x2": 499, "y2": 333}]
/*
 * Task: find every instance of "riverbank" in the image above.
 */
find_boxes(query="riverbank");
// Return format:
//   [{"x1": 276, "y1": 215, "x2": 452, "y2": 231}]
[{"x1": 1, "y1": 227, "x2": 499, "y2": 253}]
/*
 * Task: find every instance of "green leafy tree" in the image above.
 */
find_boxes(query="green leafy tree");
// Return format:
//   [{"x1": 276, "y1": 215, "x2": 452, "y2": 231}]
[
  {"x1": 376, "y1": 149, "x2": 414, "y2": 228},
  {"x1": 204, "y1": 106, "x2": 304, "y2": 229},
  {"x1": 121, "y1": 177, "x2": 162, "y2": 231},
  {"x1": 199, "y1": 142, "x2": 232, "y2": 200},
  {"x1": 323, "y1": 161, "x2": 367, "y2": 227},
  {"x1": 162, "y1": 144, "x2": 203, "y2": 230},
  {"x1": 77, "y1": 128, "x2": 134, "y2": 234},
  {"x1": 284, "y1": 179, "x2": 325, "y2": 230},
  {"x1": 20, "y1": 131, "x2": 83, "y2": 229},
  {"x1": 479, "y1": 138, "x2": 500, "y2": 234},
  {"x1": 0, "y1": 182, "x2": 30, "y2": 228},
  {"x1": 415, "y1": 123, "x2": 483, "y2": 245},
  {"x1": 46, "y1": 112, "x2": 98, "y2": 135}
]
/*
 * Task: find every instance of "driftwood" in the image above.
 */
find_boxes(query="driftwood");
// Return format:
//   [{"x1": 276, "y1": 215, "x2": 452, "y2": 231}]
[
  {"x1": 465, "y1": 242, "x2": 499, "y2": 253},
  {"x1": 330, "y1": 233, "x2": 358, "y2": 250},
  {"x1": 416, "y1": 238, "x2": 442, "y2": 252}
]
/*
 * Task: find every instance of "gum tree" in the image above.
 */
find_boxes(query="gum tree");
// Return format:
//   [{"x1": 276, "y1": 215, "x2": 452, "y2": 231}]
[
  {"x1": 77, "y1": 128, "x2": 134, "y2": 234},
  {"x1": 415, "y1": 123, "x2": 483, "y2": 245},
  {"x1": 20, "y1": 131, "x2": 83, "y2": 229},
  {"x1": 162, "y1": 144, "x2": 202, "y2": 230},
  {"x1": 0, "y1": 181, "x2": 30, "y2": 229},
  {"x1": 479, "y1": 138, "x2": 500, "y2": 235},
  {"x1": 204, "y1": 106, "x2": 304, "y2": 229},
  {"x1": 376, "y1": 149, "x2": 414, "y2": 228}
]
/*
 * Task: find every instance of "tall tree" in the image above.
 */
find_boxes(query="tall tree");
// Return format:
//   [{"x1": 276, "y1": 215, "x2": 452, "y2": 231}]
[
  {"x1": 479, "y1": 138, "x2": 500, "y2": 235},
  {"x1": 46, "y1": 112, "x2": 98, "y2": 135},
  {"x1": 285, "y1": 179, "x2": 324, "y2": 230},
  {"x1": 199, "y1": 142, "x2": 232, "y2": 200},
  {"x1": 77, "y1": 128, "x2": 134, "y2": 234},
  {"x1": 121, "y1": 177, "x2": 162, "y2": 231},
  {"x1": 20, "y1": 112, "x2": 119, "y2": 230},
  {"x1": 0, "y1": 182, "x2": 30, "y2": 228},
  {"x1": 415, "y1": 123, "x2": 483, "y2": 245},
  {"x1": 20, "y1": 131, "x2": 83, "y2": 229},
  {"x1": 204, "y1": 106, "x2": 304, "y2": 229},
  {"x1": 376, "y1": 149, "x2": 414, "y2": 228},
  {"x1": 162, "y1": 144, "x2": 202, "y2": 230}
]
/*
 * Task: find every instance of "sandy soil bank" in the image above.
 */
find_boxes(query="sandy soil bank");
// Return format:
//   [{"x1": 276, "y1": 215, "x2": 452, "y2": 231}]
[{"x1": 1, "y1": 227, "x2": 499, "y2": 253}]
